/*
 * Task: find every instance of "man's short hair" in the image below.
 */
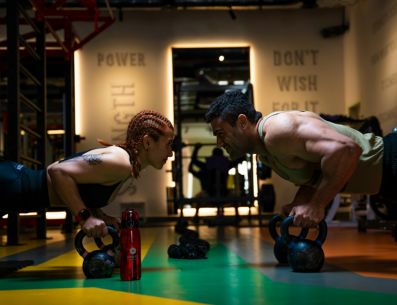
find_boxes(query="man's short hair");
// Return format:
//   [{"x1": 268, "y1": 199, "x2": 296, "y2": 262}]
[{"x1": 205, "y1": 90, "x2": 261, "y2": 126}]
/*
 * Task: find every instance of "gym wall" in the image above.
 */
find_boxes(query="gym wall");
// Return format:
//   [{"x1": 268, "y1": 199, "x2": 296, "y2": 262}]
[
  {"x1": 345, "y1": 0, "x2": 397, "y2": 133},
  {"x1": 76, "y1": 8, "x2": 345, "y2": 217}
]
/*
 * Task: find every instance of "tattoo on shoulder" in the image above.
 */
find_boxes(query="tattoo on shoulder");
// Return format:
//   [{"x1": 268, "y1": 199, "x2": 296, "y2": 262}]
[{"x1": 82, "y1": 154, "x2": 102, "y2": 165}]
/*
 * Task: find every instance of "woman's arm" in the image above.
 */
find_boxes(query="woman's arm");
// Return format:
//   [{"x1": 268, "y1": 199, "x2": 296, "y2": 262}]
[{"x1": 47, "y1": 146, "x2": 131, "y2": 236}]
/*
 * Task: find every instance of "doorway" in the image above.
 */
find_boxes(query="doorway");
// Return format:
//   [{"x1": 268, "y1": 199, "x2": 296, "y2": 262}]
[{"x1": 171, "y1": 46, "x2": 255, "y2": 220}]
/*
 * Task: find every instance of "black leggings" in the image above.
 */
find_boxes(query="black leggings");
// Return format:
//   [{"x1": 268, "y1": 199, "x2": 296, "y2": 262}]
[
  {"x1": 379, "y1": 133, "x2": 397, "y2": 200},
  {"x1": 0, "y1": 161, "x2": 49, "y2": 211}
]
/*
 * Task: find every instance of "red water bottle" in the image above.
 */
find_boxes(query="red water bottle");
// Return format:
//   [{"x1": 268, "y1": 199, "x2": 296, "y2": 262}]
[{"x1": 120, "y1": 208, "x2": 141, "y2": 281}]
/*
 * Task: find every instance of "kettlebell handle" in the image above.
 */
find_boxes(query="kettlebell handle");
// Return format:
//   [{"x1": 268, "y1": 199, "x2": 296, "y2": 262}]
[
  {"x1": 75, "y1": 226, "x2": 120, "y2": 258},
  {"x1": 269, "y1": 214, "x2": 309, "y2": 241},
  {"x1": 280, "y1": 216, "x2": 327, "y2": 246},
  {"x1": 94, "y1": 225, "x2": 119, "y2": 250}
]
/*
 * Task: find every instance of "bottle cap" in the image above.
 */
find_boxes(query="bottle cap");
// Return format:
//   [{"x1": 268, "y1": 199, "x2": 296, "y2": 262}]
[{"x1": 121, "y1": 208, "x2": 140, "y2": 228}]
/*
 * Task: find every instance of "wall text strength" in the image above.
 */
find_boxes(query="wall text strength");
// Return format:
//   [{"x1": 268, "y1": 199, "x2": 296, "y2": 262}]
[
  {"x1": 110, "y1": 83, "x2": 135, "y2": 142},
  {"x1": 98, "y1": 52, "x2": 145, "y2": 67}
]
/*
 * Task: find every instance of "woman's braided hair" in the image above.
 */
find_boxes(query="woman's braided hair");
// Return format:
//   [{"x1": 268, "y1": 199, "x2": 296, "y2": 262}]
[{"x1": 118, "y1": 110, "x2": 173, "y2": 178}]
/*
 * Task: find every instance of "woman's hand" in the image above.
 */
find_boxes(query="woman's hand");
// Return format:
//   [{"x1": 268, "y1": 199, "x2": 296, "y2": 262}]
[
  {"x1": 101, "y1": 213, "x2": 121, "y2": 231},
  {"x1": 82, "y1": 216, "x2": 107, "y2": 238},
  {"x1": 91, "y1": 208, "x2": 121, "y2": 231}
]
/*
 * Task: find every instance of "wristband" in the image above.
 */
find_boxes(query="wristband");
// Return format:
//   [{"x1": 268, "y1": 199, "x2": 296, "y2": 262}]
[{"x1": 77, "y1": 208, "x2": 91, "y2": 222}]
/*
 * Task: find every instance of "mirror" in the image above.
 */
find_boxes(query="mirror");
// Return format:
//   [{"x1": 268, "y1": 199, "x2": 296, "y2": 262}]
[{"x1": 172, "y1": 47, "x2": 251, "y2": 202}]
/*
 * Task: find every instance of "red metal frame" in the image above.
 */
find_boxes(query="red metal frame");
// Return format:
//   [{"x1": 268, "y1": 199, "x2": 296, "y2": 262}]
[{"x1": 1, "y1": 1, "x2": 115, "y2": 59}]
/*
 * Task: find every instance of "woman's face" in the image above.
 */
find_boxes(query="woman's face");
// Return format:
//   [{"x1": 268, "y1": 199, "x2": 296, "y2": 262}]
[{"x1": 146, "y1": 127, "x2": 175, "y2": 169}]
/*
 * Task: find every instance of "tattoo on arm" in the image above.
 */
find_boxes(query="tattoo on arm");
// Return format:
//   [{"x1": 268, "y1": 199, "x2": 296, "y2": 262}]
[{"x1": 82, "y1": 154, "x2": 102, "y2": 165}]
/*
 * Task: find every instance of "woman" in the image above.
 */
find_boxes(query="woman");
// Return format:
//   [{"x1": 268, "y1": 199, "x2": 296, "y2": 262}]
[{"x1": 0, "y1": 110, "x2": 174, "y2": 237}]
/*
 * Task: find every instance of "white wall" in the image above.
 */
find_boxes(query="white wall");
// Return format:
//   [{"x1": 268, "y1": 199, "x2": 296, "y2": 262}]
[
  {"x1": 345, "y1": 0, "x2": 397, "y2": 132},
  {"x1": 76, "y1": 8, "x2": 345, "y2": 216}
]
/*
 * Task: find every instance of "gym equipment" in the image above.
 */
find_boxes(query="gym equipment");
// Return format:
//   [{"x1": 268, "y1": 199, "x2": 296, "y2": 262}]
[
  {"x1": 257, "y1": 161, "x2": 272, "y2": 180},
  {"x1": 179, "y1": 231, "x2": 210, "y2": 254},
  {"x1": 168, "y1": 229, "x2": 210, "y2": 259},
  {"x1": 268, "y1": 214, "x2": 308, "y2": 264},
  {"x1": 175, "y1": 217, "x2": 189, "y2": 234},
  {"x1": 369, "y1": 194, "x2": 397, "y2": 220},
  {"x1": 167, "y1": 242, "x2": 208, "y2": 259},
  {"x1": 0, "y1": 260, "x2": 34, "y2": 276},
  {"x1": 281, "y1": 216, "x2": 327, "y2": 272},
  {"x1": 93, "y1": 225, "x2": 120, "y2": 267},
  {"x1": 74, "y1": 226, "x2": 120, "y2": 278},
  {"x1": 167, "y1": 244, "x2": 185, "y2": 258},
  {"x1": 172, "y1": 83, "x2": 257, "y2": 226},
  {"x1": 179, "y1": 228, "x2": 200, "y2": 240},
  {"x1": 258, "y1": 184, "x2": 276, "y2": 212}
]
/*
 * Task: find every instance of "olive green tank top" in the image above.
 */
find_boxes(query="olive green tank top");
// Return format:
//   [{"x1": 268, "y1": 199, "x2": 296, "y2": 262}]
[{"x1": 257, "y1": 112, "x2": 384, "y2": 194}]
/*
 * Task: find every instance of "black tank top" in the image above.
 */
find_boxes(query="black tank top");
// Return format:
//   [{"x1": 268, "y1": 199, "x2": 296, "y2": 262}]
[{"x1": 59, "y1": 150, "x2": 122, "y2": 208}]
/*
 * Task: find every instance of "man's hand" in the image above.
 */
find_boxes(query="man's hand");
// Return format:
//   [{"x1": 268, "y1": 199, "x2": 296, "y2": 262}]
[{"x1": 282, "y1": 202, "x2": 325, "y2": 227}]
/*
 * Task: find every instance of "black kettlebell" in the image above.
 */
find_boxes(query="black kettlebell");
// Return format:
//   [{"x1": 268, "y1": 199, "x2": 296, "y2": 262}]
[
  {"x1": 94, "y1": 225, "x2": 120, "y2": 267},
  {"x1": 179, "y1": 230, "x2": 210, "y2": 254},
  {"x1": 280, "y1": 216, "x2": 327, "y2": 272},
  {"x1": 175, "y1": 217, "x2": 189, "y2": 234},
  {"x1": 269, "y1": 214, "x2": 309, "y2": 264},
  {"x1": 75, "y1": 226, "x2": 120, "y2": 278},
  {"x1": 167, "y1": 243, "x2": 207, "y2": 259}
]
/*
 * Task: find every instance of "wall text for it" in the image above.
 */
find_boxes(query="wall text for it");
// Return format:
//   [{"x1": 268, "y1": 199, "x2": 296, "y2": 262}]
[{"x1": 272, "y1": 100, "x2": 319, "y2": 112}]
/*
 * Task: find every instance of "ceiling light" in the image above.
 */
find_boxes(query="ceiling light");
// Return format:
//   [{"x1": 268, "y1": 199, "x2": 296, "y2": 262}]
[{"x1": 47, "y1": 129, "x2": 65, "y2": 135}]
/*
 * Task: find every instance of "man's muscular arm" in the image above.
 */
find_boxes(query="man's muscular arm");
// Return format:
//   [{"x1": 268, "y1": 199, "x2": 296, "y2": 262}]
[
  {"x1": 292, "y1": 135, "x2": 362, "y2": 226},
  {"x1": 266, "y1": 112, "x2": 362, "y2": 226}
]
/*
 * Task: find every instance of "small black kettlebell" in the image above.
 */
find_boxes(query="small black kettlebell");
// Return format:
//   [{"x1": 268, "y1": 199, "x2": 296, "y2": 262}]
[
  {"x1": 75, "y1": 226, "x2": 120, "y2": 278},
  {"x1": 94, "y1": 226, "x2": 120, "y2": 267},
  {"x1": 281, "y1": 216, "x2": 327, "y2": 272},
  {"x1": 269, "y1": 214, "x2": 309, "y2": 264}
]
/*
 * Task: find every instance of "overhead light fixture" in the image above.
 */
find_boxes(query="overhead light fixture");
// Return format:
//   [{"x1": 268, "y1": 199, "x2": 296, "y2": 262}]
[
  {"x1": 47, "y1": 129, "x2": 65, "y2": 135},
  {"x1": 118, "y1": 6, "x2": 123, "y2": 22},
  {"x1": 302, "y1": 0, "x2": 318, "y2": 8},
  {"x1": 218, "y1": 55, "x2": 225, "y2": 62},
  {"x1": 228, "y1": 6, "x2": 236, "y2": 20},
  {"x1": 2, "y1": 211, "x2": 66, "y2": 220},
  {"x1": 218, "y1": 80, "x2": 228, "y2": 86},
  {"x1": 321, "y1": 8, "x2": 349, "y2": 38}
]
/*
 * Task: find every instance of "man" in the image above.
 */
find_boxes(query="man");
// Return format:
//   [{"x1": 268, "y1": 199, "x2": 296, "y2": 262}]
[
  {"x1": 205, "y1": 90, "x2": 396, "y2": 227},
  {"x1": 189, "y1": 144, "x2": 230, "y2": 197}
]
